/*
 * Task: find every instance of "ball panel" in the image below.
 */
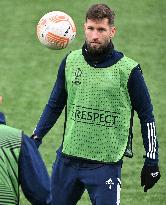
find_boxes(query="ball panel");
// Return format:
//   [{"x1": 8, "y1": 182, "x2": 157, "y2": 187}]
[{"x1": 46, "y1": 32, "x2": 69, "y2": 49}]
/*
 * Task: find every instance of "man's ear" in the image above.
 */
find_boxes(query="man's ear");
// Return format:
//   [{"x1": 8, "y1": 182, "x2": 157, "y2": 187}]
[
  {"x1": 110, "y1": 26, "x2": 116, "y2": 39},
  {"x1": 84, "y1": 23, "x2": 87, "y2": 32}
]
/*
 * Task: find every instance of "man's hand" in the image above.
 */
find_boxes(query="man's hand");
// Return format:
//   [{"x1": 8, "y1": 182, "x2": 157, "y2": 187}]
[
  {"x1": 141, "y1": 165, "x2": 161, "y2": 192},
  {"x1": 31, "y1": 134, "x2": 42, "y2": 148}
]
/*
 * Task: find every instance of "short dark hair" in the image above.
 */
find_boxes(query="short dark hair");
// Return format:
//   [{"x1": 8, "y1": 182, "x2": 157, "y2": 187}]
[{"x1": 86, "y1": 4, "x2": 115, "y2": 26}]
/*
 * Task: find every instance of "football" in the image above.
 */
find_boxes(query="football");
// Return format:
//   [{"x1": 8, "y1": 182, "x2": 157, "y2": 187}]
[{"x1": 36, "y1": 11, "x2": 76, "y2": 50}]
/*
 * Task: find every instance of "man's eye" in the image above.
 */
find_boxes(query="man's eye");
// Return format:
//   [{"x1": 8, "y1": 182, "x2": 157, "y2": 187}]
[
  {"x1": 88, "y1": 27, "x2": 94, "y2": 30},
  {"x1": 98, "y1": 28, "x2": 105, "y2": 32}
]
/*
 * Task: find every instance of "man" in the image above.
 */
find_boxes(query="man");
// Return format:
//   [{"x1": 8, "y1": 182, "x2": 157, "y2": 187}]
[
  {"x1": 0, "y1": 96, "x2": 51, "y2": 205},
  {"x1": 32, "y1": 4, "x2": 160, "y2": 205}
]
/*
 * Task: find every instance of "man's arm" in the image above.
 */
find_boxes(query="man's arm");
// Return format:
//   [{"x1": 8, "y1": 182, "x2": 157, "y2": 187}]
[
  {"x1": 19, "y1": 134, "x2": 51, "y2": 205},
  {"x1": 33, "y1": 56, "x2": 67, "y2": 142},
  {"x1": 128, "y1": 66, "x2": 159, "y2": 165},
  {"x1": 128, "y1": 66, "x2": 160, "y2": 192}
]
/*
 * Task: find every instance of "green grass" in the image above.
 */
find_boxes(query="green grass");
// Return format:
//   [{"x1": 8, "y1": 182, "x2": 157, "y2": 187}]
[{"x1": 0, "y1": 0, "x2": 165, "y2": 204}]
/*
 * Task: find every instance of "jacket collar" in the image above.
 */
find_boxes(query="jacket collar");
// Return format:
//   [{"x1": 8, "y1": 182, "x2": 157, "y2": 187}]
[{"x1": 82, "y1": 41, "x2": 114, "y2": 65}]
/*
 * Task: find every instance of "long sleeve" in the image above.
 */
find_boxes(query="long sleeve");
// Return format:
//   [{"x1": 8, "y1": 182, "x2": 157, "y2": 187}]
[
  {"x1": 34, "y1": 56, "x2": 67, "y2": 139},
  {"x1": 19, "y1": 135, "x2": 51, "y2": 205},
  {"x1": 128, "y1": 66, "x2": 159, "y2": 165}
]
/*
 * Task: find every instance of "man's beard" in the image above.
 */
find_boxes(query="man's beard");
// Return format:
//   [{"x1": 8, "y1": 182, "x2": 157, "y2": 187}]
[{"x1": 85, "y1": 39, "x2": 110, "y2": 56}]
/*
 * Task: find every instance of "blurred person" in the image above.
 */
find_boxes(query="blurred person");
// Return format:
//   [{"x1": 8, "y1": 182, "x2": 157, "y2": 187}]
[
  {"x1": 32, "y1": 4, "x2": 160, "y2": 205},
  {"x1": 0, "y1": 96, "x2": 51, "y2": 205}
]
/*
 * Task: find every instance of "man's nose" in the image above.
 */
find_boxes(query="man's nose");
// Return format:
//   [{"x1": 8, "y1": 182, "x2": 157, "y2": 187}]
[{"x1": 92, "y1": 30, "x2": 99, "y2": 39}]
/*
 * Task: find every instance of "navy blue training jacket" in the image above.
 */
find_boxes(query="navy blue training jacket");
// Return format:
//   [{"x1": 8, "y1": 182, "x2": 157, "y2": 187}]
[
  {"x1": 0, "y1": 112, "x2": 51, "y2": 205},
  {"x1": 34, "y1": 43, "x2": 159, "y2": 166}
]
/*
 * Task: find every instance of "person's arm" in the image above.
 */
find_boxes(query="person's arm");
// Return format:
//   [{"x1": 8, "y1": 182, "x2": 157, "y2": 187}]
[
  {"x1": 128, "y1": 65, "x2": 158, "y2": 164},
  {"x1": 19, "y1": 134, "x2": 51, "y2": 205},
  {"x1": 128, "y1": 66, "x2": 160, "y2": 192},
  {"x1": 33, "y1": 56, "x2": 67, "y2": 143}
]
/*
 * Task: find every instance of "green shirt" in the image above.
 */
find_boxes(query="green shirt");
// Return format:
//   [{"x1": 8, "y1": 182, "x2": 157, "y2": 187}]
[{"x1": 0, "y1": 125, "x2": 22, "y2": 205}]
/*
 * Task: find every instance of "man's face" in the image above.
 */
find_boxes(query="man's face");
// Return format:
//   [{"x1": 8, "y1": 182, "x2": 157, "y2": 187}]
[
  {"x1": 0, "y1": 96, "x2": 2, "y2": 104},
  {"x1": 84, "y1": 18, "x2": 116, "y2": 55}
]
